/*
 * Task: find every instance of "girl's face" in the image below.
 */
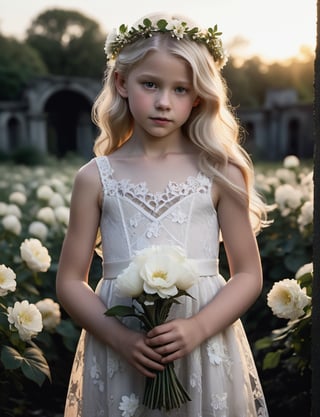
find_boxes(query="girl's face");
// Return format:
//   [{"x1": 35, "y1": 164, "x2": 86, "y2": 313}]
[{"x1": 115, "y1": 48, "x2": 199, "y2": 141}]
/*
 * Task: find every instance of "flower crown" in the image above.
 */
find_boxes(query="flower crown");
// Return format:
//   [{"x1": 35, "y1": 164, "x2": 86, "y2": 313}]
[{"x1": 104, "y1": 17, "x2": 227, "y2": 69}]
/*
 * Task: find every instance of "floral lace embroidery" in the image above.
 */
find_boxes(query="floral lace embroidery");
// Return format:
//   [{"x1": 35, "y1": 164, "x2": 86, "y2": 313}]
[
  {"x1": 116, "y1": 175, "x2": 210, "y2": 218},
  {"x1": 207, "y1": 340, "x2": 233, "y2": 379},
  {"x1": 96, "y1": 157, "x2": 211, "y2": 219},
  {"x1": 90, "y1": 355, "x2": 105, "y2": 392},
  {"x1": 107, "y1": 356, "x2": 121, "y2": 378},
  {"x1": 170, "y1": 208, "x2": 188, "y2": 224},
  {"x1": 211, "y1": 392, "x2": 228, "y2": 416},
  {"x1": 190, "y1": 372, "x2": 202, "y2": 393},
  {"x1": 146, "y1": 221, "x2": 161, "y2": 238}
]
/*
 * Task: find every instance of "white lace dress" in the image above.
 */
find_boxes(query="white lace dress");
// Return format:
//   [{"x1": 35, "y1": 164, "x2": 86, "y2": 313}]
[{"x1": 64, "y1": 155, "x2": 269, "y2": 417}]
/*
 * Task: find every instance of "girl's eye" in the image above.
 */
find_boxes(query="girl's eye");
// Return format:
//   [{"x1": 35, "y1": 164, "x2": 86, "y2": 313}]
[
  {"x1": 143, "y1": 82, "x2": 156, "y2": 89},
  {"x1": 175, "y1": 87, "x2": 187, "y2": 94}
]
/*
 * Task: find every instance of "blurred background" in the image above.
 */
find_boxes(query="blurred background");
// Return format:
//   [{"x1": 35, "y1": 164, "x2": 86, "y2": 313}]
[{"x1": 0, "y1": 0, "x2": 316, "y2": 162}]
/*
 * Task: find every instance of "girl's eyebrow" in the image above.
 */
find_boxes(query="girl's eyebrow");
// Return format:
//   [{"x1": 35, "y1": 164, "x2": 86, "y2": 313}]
[{"x1": 137, "y1": 73, "x2": 191, "y2": 85}]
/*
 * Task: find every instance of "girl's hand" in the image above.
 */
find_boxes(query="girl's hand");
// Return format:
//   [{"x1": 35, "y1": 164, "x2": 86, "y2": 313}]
[
  {"x1": 117, "y1": 329, "x2": 165, "y2": 378},
  {"x1": 146, "y1": 317, "x2": 203, "y2": 364}
]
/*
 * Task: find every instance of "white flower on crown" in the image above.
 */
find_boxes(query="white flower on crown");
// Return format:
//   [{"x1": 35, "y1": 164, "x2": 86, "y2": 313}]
[{"x1": 167, "y1": 19, "x2": 187, "y2": 39}]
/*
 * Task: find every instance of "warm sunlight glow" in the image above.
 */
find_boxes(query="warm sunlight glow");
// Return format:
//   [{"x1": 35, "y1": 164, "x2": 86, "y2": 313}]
[{"x1": 0, "y1": 0, "x2": 316, "y2": 62}]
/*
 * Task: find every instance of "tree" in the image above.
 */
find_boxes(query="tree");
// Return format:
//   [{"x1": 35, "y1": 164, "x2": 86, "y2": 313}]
[
  {"x1": 312, "y1": 3, "x2": 320, "y2": 415},
  {"x1": 25, "y1": 8, "x2": 106, "y2": 79},
  {"x1": 0, "y1": 35, "x2": 48, "y2": 100}
]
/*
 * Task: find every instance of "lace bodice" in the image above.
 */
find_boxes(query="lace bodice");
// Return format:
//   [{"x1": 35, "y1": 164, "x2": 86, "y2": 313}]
[{"x1": 95, "y1": 156, "x2": 220, "y2": 270}]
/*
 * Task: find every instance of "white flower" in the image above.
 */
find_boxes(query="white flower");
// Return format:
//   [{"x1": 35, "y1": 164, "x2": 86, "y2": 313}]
[
  {"x1": 275, "y1": 168, "x2": 297, "y2": 185},
  {"x1": 37, "y1": 207, "x2": 56, "y2": 225},
  {"x1": 283, "y1": 155, "x2": 300, "y2": 168},
  {"x1": 28, "y1": 221, "x2": 49, "y2": 241},
  {"x1": 297, "y1": 200, "x2": 313, "y2": 232},
  {"x1": 35, "y1": 298, "x2": 61, "y2": 331},
  {"x1": 116, "y1": 245, "x2": 197, "y2": 299},
  {"x1": 119, "y1": 393, "x2": 139, "y2": 417},
  {"x1": 0, "y1": 264, "x2": 16, "y2": 296},
  {"x1": 274, "y1": 184, "x2": 302, "y2": 216},
  {"x1": 37, "y1": 185, "x2": 54, "y2": 201},
  {"x1": 300, "y1": 171, "x2": 313, "y2": 200},
  {"x1": 0, "y1": 201, "x2": 8, "y2": 216},
  {"x1": 267, "y1": 279, "x2": 311, "y2": 320},
  {"x1": 116, "y1": 261, "x2": 144, "y2": 297},
  {"x1": 20, "y1": 238, "x2": 51, "y2": 272},
  {"x1": 9, "y1": 191, "x2": 27, "y2": 206},
  {"x1": 48, "y1": 192, "x2": 65, "y2": 208},
  {"x1": 140, "y1": 253, "x2": 180, "y2": 298},
  {"x1": 139, "y1": 245, "x2": 197, "y2": 298},
  {"x1": 6, "y1": 204, "x2": 22, "y2": 218},
  {"x1": 2, "y1": 214, "x2": 22, "y2": 235},
  {"x1": 295, "y1": 263, "x2": 313, "y2": 280},
  {"x1": 7, "y1": 300, "x2": 43, "y2": 341},
  {"x1": 167, "y1": 19, "x2": 187, "y2": 39},
  {"x1": 54, "y1": 206, "x2": 70, "y2": 226}
]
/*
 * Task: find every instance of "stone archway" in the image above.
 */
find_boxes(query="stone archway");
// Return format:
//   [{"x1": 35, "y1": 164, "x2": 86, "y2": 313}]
[
  {"x1": 45, "y1": 89, "x2": 94, "y2": 158},
  {"x1": 23, "y1": 76, "x2": 101, "y2": 159}
]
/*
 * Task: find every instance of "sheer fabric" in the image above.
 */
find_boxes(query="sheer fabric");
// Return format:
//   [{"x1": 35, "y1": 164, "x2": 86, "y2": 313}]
[{"x1": 64, "y1": 155, "x2": 268, "y2": 417}]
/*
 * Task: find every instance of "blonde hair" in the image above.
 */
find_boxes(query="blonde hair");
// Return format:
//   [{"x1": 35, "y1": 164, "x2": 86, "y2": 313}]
[{"x1": 92, "y1": 13, "x2": 268, "y2": 233}]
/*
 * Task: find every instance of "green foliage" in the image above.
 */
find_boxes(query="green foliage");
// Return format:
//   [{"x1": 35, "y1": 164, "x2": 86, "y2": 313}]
[
  {"x1": 0, "y1": 35, "x2": 47, "y2": 100},
  {"x1": 11, "y1": 146, "x2": 47, "y2": 166},
  {"x1": 25, "y1": 8, "x2": 105, "y2": 78},
  {"x1": 223, "y1": 52, "x2": 314, "y2": 107}
]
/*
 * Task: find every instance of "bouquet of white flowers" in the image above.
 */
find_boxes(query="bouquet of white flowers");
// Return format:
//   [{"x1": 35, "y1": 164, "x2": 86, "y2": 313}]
[{"x1": 105, "y1": 245, "x2": 198, "y2": 411}]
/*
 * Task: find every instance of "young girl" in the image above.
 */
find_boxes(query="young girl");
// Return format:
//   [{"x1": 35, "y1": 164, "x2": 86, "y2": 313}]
[{"x1": 56, "y1": 12, "x2": 269, "y2": 417}]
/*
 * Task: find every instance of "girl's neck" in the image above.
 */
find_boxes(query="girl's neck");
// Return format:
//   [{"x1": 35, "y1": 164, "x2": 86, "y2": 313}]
[{"x1": 121, "y1": 134, "x2": 197, "y2": 159}]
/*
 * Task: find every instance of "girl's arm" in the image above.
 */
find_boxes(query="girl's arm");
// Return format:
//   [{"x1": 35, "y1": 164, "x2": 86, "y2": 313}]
[
  {"x1": 56, "y1": 160, "x2": 164, "y2": 377},
  {"x1": 147, "y1": 163, "x2": 263, "y2": 362}
]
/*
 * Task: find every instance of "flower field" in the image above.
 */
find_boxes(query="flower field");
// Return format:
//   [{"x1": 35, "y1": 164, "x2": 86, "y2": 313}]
[{"x1": 0, "y1": 156, "x2": 313, "y2": 417}]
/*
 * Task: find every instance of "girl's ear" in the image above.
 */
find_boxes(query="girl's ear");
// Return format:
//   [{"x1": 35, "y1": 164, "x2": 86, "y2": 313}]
[
  {"x1": 193, "y1": 97, "x2": 201, "y2": 108},
  {"x1": 115, "y1": 72, "x2": 128, "y2": 98}
]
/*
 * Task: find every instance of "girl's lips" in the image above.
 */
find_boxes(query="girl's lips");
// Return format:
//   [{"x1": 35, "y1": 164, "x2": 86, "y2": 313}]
[{"x1": 150, "y1": 117, "x2": 171, "y2": 124}]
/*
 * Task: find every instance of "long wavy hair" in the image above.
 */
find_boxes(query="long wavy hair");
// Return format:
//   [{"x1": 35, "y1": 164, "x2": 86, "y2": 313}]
[{"x1": 92, "y1": 13, "x2": 268, "y2": 233}]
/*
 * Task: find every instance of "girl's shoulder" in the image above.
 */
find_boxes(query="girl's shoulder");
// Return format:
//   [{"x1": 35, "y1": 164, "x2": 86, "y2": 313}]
[
  {"x1": 220, "y1": 162, "x2": 246, "y2": 188},
  {"x1": 74, "y1": 158, "x2": 102, "y2": 191}
]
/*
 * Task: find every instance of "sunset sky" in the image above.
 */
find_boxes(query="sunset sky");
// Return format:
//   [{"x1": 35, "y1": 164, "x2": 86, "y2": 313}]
[{"x1": 0, "y1": 0, "x2": 316, "y2": 62}]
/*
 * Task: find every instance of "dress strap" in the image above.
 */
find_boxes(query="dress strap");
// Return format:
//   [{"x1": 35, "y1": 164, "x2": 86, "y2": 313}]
[
  {"x1": 95, "y1": 156, "x2": 114, "y2": 191},
  {"x1": 103, "y1": 258, "x2": 219, "y2": 279}
]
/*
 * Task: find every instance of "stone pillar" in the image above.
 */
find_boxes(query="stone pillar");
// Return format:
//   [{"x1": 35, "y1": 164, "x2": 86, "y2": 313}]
[{"x1": 28, "y1": 113, "x2": 48, "y2": 153}]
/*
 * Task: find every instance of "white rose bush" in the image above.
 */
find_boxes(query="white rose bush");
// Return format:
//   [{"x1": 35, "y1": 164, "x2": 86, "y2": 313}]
[
  {"x1": 252, "y1": 156, "x2": 313, "y2": 414},
  {"x1": 106, "y1": 245, "x2": 198, "y2": 411},
  {"x1": 0, "y1": 160, "x2": 82, "y2": 416}
]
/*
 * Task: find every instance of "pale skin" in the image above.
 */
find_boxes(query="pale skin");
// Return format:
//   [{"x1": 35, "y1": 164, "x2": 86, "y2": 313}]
[{"x1": 56, "y1": 47, "x2": 263, "y2": 379}]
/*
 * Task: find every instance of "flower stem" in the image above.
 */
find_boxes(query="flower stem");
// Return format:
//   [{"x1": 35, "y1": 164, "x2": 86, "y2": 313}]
[{"x1": 142, "y1": 362, "x2": 191, "y2": 410}]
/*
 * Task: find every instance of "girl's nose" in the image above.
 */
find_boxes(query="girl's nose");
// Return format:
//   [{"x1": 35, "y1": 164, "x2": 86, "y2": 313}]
[{"x1": 155, "y1": 90, "x2": 171, "y2": 110}]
